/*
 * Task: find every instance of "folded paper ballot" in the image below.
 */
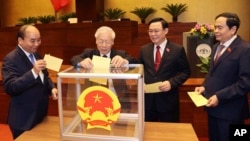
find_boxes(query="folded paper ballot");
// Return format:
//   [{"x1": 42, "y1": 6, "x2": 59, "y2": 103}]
[
  {"x1": 187, "y1": 91, "x2": 208, "y2": 107},
  {"x1": 44, "y1": 54, "x2": 63, "y2": 72},
  {"x1": 89, "y1": 55, "x2": 111, "y2": 85},
  {"x1": 144, "y1": 82, "x2": 162, "y2": 93}
]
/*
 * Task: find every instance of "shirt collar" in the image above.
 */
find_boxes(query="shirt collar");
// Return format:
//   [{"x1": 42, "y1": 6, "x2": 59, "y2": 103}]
[
  {"x1": 221, "y1": 35, "x2": 237, "y2": 47},
  {"x1": 18, "y1": 44, "x2": 32, "y2": 57},
  {"x1": 154, "y1": 39, "x2": 167, "y2": 49},
  {"x1": 101, "y1": 51, "x2": 111, "y2": 58}
]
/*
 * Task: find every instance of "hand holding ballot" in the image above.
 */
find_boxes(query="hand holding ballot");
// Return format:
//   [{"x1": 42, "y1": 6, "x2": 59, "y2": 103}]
[
  {"x1": 144, "y1": 81, "x2": 171, "y2": 93},
  {"x1": 144, "y1": 82, "x2": 162, "y2": 93},
  {"x1": 192, "y1": 86, "x2": 219, "y2": 107},
  {"x1": 110, "y1": 55, "x2": 129, "y2": 68},
  {"x1": 188, "y1": 91, "x2": 208, "y2": 107}
]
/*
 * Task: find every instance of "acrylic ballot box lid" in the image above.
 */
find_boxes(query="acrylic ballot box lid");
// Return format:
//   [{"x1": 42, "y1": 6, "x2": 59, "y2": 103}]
[{"x1": 57, "y1": 64, "x2": 144, "y2": 141}]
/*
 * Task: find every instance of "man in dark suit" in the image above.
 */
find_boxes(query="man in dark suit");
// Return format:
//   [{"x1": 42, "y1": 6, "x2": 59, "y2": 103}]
[
  {"x1": 138, "y1": 17, "x2": 191, "y2": 122},
  {"x1": 195, "y1": 12, "x2": 250, "y2": 141},
  {"x1": 1, "y1": 25, "x2": 58, "y2": 139},
  {"x1": 71, "y1": 26, "x2": 138, "y2": 68},
  {"x1": 71, "y1": 26, "x2": 139, "y2": 113}
]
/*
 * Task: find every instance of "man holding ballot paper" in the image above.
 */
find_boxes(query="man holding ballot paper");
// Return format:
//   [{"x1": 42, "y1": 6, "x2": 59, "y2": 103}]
[
  {"x1": 138, "y1": 17, "x2": 191, "y2": 122},
  {"x1": 1, "y1": 25, "x2": 58, "y2": 139},
  {"x1": 195, "y1": 12, "x2": 250, "y2": 141},
  {"x1": 71, "y1": 26, "x2": 138, "y2": 69},
  {"x1": 70, "y1": 26, "x2": 139, "y2": 113}
]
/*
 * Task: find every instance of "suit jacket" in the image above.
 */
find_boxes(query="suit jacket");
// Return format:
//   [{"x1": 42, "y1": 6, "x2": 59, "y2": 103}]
[
  {"x1": 203, "y1": 36, "x2": 250, "y2": 121},
  {"x1": 1, "y1": 46, "x2": 55, "y2": 130},
  {"x1": 138, "y1": 41, "x2": 191, "y2": 112},
  {"x1": 70, "y1": 48, "x2": 139, "y2": 66}
]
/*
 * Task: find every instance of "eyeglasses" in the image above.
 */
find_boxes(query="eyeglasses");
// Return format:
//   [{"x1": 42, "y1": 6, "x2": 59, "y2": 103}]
[
  {"x1": 148, "y1": 29, "x2": 163, "y2": 34},
  {"x1": 96, "y1": 40, "x2": 113, "y2": 46}
]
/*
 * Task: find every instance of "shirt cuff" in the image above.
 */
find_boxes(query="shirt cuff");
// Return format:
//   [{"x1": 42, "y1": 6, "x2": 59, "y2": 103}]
[
  {"x1": 31, "y1": 69, "x2": 39, "y2": 78},
  {"x1": 76, "y1": 62, "x2": 82, "y2": 67}
]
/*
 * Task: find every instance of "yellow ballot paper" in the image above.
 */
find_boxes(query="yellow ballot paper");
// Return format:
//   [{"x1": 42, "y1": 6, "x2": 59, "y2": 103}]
[
  {"x1": 187, "y1": 91, "x2": 208, "y2": 107},
  {"x1": 44, "y1": 54, "x2": 63, "y2": 72},
  {"x1": 144, "y1": 82, "x2": 162, "y2": 93},
  {"x1": 89, "y1": 55, "x2": 111, "y2": 85}
]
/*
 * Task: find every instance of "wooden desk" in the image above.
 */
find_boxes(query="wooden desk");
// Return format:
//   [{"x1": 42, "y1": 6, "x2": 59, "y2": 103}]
[{"x1": 16, "y1": 116, "x2": 198, "y2": 141}]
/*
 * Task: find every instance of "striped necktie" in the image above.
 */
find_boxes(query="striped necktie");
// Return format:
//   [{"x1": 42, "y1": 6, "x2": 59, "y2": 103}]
[{"x1": 214, "y1": 45, "x2": 225, "y2": 65}]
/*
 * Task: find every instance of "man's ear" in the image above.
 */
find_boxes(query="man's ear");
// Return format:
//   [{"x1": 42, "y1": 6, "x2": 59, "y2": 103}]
[
  {"x1": 17, "y1": 37, "x2": 23, "y2": 45},
  {"x1": 231, "y1": 26, "x2": 237, "y2": 35},
  {"x1": 164, "y1": 28, "x2": 169, "y2": 35}
]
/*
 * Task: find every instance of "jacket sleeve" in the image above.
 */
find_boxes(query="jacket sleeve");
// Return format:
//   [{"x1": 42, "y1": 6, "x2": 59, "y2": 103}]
[
  {"x1": 70, "y1": 48, "x2": 94, "y2": 67},
  {"x1": 168, "y1": 47, "x2": 191, "y2": 89},
  {"x1": 115, "y1": 49, "x2": 139, "y2": 64}
]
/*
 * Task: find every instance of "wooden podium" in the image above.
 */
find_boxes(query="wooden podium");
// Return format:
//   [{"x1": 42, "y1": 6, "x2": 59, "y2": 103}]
[
  {"x1": 186, "y1": 35, "x2": 216, "y2": 77},
  {"x1": 75, "y1": 0, "x2": 104, "y2": 22}
]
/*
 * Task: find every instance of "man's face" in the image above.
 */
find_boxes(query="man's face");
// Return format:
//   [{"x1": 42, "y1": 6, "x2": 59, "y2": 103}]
[
  {"x1": 214, "y1": 17, "x2": 236, "y2": 43},
  {"x1": 96, "y1": 32, "x2": 114, "y2": 55},
  {"x1": 148, "y1": 21, "x2": 168, "y2": 45},
  {"x1": 18, "y1": 27, "x2": 41, "y2": 53}
]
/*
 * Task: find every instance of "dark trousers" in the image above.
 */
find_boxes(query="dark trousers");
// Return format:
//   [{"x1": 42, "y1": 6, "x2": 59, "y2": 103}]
[
  {"x1": 208, "y1": 115, "x2": 243, "y2": 141},
  {"x1": 145, "y1": 109, "x2": 179, "y2": 122}
]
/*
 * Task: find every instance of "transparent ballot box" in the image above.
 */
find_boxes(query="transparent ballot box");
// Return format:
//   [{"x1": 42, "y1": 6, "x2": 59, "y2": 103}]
[{"x1": 57, "y1": 64, "x2": 144, "y2": 141}]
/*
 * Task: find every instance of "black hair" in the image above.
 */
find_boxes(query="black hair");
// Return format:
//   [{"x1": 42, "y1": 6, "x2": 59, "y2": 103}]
[
  {"x1": 148, "y1": 17, "x2": 169, "y2": 29},
  {"x1": 215, "y1": 12, "x2": 240, "y2": 33},
  {"x1": 17, "y1": 25, "x2": 30, "y2": 39}
]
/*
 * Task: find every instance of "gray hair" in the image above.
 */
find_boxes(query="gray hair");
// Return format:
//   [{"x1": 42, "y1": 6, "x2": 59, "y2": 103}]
[{"x1": 94, "y1": 26, "x2": 116, "y2": 39}]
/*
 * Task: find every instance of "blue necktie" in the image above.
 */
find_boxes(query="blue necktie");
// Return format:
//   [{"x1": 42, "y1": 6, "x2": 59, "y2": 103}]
[{"x1": 29, "y1": 54, "x2": 35, "y2": 64}]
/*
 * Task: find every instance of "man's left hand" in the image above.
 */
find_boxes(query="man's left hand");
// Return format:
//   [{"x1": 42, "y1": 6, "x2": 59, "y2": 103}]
[
  {"x1": 51, "y1": 88, "x2": 58, "y2": 100},
  {"x1": 206, "y1": 95, "x2": 219, "y2": 107},
  {"x1": 159, "y1": 80, "x2": 171, "y2": 92},
  {"x1": 111, "y1": 55, "x2": 128, "y2": 68}
]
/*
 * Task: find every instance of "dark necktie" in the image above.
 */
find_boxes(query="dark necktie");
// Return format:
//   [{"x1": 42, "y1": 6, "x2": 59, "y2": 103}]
[
  {"x1": 29, "y1": 54, "x2": 35, "y2": 64},
  {"x1": 154, "y1": 46, "x2": 161, "y2": 71},
  {"x1": 103, "y1": 55, "x2": 107, "y2": 58},
  {"x1": 214, "y1": 45, "x2": 225, "y2": 65}
]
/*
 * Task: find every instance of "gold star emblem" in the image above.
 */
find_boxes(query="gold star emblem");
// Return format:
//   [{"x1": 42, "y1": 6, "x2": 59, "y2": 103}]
[{"x1": 93, "y1": 93, "x2": 102, "y2": 103}]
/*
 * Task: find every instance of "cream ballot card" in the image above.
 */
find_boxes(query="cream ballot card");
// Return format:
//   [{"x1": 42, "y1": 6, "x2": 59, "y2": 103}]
[
  {"x1": 89, "y1": 55, "x2": 111, "y2": 85},
  {"x1": 188, "y1": 91, "x2": 208, "y2": 107},
  {"x1": 44, "y1": 54, "x2": 63, "y2": 72},
  {"x1": 144, "y1": 82, "x2": 162, "y2": 93}
]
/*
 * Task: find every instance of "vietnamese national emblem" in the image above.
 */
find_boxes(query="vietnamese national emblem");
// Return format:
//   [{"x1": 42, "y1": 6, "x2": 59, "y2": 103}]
[{"x1": 77, "y1": 86, "x2": 121, "y2": 131}]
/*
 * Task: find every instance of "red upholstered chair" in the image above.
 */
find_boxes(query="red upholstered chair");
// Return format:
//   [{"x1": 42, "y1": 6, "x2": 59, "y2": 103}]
[{"x1": 0, "y1": 124, "x2": 13, "y2": 141}]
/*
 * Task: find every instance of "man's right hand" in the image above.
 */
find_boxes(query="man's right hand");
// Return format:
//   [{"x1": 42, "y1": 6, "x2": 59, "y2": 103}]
[
  {"x1": 33, "y1": 59, "x2": 46, "y2": 74},
  {"x1": 194, "y1": 86, "x2": 205, "y2": 94}
]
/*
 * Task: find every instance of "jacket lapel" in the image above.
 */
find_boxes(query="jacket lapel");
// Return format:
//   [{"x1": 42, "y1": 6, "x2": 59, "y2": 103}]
[
  {"x1": 148, "y1": 44, "x2": 156, "y2": 72},
  {"x1": 211, "y1": 36, "x2": 239, "y2": 70},
  {"x1": 156, "y1": 42, "x2": 171, "y2": 72},
  {"x1": 16, "y1": 47, "x2": 33, "y2": 67}
]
